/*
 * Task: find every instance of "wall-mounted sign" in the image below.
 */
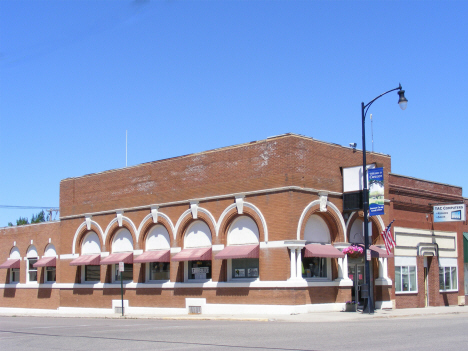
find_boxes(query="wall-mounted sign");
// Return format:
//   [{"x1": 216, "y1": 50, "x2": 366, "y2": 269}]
[
  {"x1": 368, "y1": 167, "x2": 384, "y2": 216},
  {"x1": 434, "y1": 204, "x2": 466, "y2": 222}
]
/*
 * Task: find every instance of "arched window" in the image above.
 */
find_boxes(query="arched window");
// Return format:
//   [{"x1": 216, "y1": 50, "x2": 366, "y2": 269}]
[
  {"x1": 70, "y1": 231, "x2": 102, "y2": 283},
  {"x1": 172, "y1": 220, "x2": 212, "y2": 281},
  {"x1": 36, "y1": 244, "x2": 57, "y2": 283},
  {"x1": 349, "y1": 218, "x2": 373, "y2": 244},
  {"x1": 216, "y1": 216, "x2": 260, "y2": 280},
  {"x1": 26, "y1": 245, "x2": 38, "y2": 283},
  {"x1": 304, "y1": 215, "x2": 330, "y2": 243},
  {"x1": 134, "y1": 225, "x2": 171, "y2": 282},
  {"x1": 301, "y1": 215, "x2": 343, "y2": 280},
  {"x1": 110, "y1": 228, "x2": 134, "y2": 282},
  {"x1": 0, "y1": 247, "x2": 21, "y2": 283},
  {"x1": 82, "y1": 231, "x2": 101, "y2": 255}
]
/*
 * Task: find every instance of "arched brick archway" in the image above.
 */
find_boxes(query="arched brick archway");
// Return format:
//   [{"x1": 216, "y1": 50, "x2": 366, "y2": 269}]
[{"x1": 297, "y1": 200, "x2": 346, "y2": 243}]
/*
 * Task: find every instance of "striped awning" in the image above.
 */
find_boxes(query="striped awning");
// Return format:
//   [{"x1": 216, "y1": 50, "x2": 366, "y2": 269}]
[
  {"x1": 69, "y1": 254, "x2": 101, "y2": 266},
  {"x1": 100, "y1": 252, "x2": 133, "y2": 265},
  {"x1": 215, "y1": 244, "x2": 259, "y2": 260},
  {"x1": 33, "y1": 257, "x2": 56, "y2": 268},
  {"x1": 134, "y1": 250, "x2": 170, "y2": 263},
  {"x1": 0, "y1": 259, "x2": 20, "y2": 269},
  {"x1": 304, "y1": 244, "x2": 345, "y2": 258},
  {"x1": 171, "y1": 247, "x2": 211, "y2": 262}
]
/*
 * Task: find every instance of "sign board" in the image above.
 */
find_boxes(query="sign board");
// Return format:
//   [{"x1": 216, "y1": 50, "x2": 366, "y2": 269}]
[
  {"x1": 119, "y1": 262, "x2": 124, "y2": 272},
  {"x1": 366, "y1": 249, "x2": 371, "y2": 261},
  {"x1": 434, "y1": 204, "x2": 466, "y2": 222},
  {"x1": 191, "y1": 267, "x2": 209, "y2": 274},
  {"x1": 368, "y1": 167, "x2": 384, "y2": 216}
]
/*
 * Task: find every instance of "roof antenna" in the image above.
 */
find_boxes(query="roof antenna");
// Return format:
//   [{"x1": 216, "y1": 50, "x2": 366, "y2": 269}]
[
  {"x1": 370, "y1": 114, "x2": 374, "y2": 152},
  {"x1": 126, "y1": 130, "x2": 128, "y2": 167}
]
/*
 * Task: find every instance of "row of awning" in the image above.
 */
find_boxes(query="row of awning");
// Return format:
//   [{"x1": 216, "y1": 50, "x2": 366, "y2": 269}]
[{"x1": 0, "y1": 244, "x2": 392, "y2": 269}]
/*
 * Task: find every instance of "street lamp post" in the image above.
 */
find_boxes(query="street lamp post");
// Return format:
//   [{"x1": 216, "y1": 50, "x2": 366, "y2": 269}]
[{"x1": 361, "y1": 84, "x2": 407, "y2": 314}]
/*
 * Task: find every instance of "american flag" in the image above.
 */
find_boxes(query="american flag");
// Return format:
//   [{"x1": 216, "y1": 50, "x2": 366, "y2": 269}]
[{"x1": 380, "y1": 220, "x2": 396, "y2": 255}]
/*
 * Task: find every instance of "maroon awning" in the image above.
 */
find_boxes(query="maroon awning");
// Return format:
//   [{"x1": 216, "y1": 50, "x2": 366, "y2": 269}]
[
  {"x1": 356, "y1": 244, "x2": 393, "y2": 258},
  {"x1": 215, "y1": 244, "x2": 259, "y2": 260},
  {"x1": 100, "y1": 252, "x2": 133, "y2": 265},
  {"x1": 134, "y1": 250, "x2": 170, "y2": 263},
  {"x1": 0, "y1": 259, "x2": 20, "y2": 269},
  {"x1": 171, "y1": 247, "x2": 211, "y2": 262},
  {"x1": 69, "y1": 254, "x2": 101, "y2": 266},
  {"x1": 33, "y1": 257, "x2": 56, "y2": 268},
  {"x1": 369, "y1": 245, "x2": 393, "y2": 258},
  {"x1": 304, "y1": 244, "x2": 345, "y2": 258}
]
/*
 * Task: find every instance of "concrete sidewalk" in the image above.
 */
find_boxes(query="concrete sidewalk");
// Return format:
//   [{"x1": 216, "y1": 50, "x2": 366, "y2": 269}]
[{"x1": 0, "y1": 305, "x2": 466, "y2": 322}]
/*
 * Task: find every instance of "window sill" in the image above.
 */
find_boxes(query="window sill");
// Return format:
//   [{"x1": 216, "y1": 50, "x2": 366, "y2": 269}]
[
  {"x1": 303, "y1": 277, "x2": 331, "y2": 282},
  {"x1": 185, "y1": 279, "x2": 212, "y2": 283},
  {"x1": 439, "y1": 289, "x2": 458, "y2": 293},
  {"x1": 228, "y1": 278, "x2": 259, "y2": 283},
  {"x1": 395, "y1": 291, "x2": 418, "y2": 295}
]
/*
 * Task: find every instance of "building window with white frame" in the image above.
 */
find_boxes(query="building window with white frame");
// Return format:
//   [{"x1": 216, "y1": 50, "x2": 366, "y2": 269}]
[
  {"x1": 439, "y1": 266, "x2": 458, "y2": 291},
  {"x1": 11, "y1": 267, "x2": 20, "y2": 283},
  {"x1": 395, "y1": 266, "x2": 417, "y2": 292},
  {"x1": 394, "y1": 256, "x2": 418, "y2": 293},
  {"x1": 215, "y1": 216, "x2": 260, "y2": 281},
  {"x1": 26, "y1": 245, "x2": 38, "y2": 283}
]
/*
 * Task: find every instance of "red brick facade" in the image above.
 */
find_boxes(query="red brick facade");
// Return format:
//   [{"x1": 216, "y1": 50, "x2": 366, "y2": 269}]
[{"x1": 0, "y1": 134, "x2": 464, "y2": 313}]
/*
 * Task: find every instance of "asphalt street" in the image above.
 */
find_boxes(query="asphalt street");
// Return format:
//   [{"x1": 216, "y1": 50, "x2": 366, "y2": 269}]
[{"x1": 0, "y1": 313, "x2": 467, "y2": 351}]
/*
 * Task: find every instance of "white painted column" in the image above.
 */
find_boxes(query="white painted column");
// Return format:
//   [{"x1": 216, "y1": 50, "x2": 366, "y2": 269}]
[
  {"x1": 342, "y1": 254, "x2": 349, "y2": 280},
  {"x1": 380, "y1": 258, "x2": 388, "y2": 279},
  {"x1": 290, "y1": 248, "x2": 296, "y2": 279},
  {"x1": 337, "y1": 257, "x2": 344, "y2": 280},
  {"x1": 296, "y1": 249, "x2": 302, "y2": 279}
]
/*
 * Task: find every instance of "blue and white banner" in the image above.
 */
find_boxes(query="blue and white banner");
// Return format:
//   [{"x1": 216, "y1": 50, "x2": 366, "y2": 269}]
[
  {"x1": 368, "y1": 167, "x2": 384, "y2": 216},
  {"x1": 434, "y1": 204, "x2": 466, "y2": 222}
]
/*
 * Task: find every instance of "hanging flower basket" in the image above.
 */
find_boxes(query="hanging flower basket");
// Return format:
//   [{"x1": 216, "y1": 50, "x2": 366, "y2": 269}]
[{"x1": 342, "y1": 245, "x2": 363, "y2": 258}]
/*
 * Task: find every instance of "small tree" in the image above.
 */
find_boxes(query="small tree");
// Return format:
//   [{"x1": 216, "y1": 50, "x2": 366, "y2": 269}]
[
  {"x1": 16, "y1": 217, "x2": 29, "y2": 226},
  {"x1": 31, "y1": 210, "x2": 46, "y2": 224}
]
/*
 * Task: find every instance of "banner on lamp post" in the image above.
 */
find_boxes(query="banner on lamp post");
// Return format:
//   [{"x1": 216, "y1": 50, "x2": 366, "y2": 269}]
[{"x1": 368, "y1": 167, "x2": 384, "y2": 216}]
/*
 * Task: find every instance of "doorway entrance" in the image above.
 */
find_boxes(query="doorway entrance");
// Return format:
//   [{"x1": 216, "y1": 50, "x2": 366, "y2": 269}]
[{"x1": 348, "y1": 258, "x2": 365, "y2": 306}]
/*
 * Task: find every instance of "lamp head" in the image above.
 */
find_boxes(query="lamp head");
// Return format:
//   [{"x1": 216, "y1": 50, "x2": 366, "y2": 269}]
[{"x1": 398, "y1": 89, "x2": 408, "y2": 110}]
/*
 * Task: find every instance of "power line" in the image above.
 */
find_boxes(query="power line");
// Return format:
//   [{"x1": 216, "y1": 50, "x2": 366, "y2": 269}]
[{"x1": 0, "y1": 205, "x2": 58, "y2": 210}]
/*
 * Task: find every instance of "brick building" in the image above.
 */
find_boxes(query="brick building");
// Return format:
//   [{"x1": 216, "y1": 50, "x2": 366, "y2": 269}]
[{"x1": 0, "y1": 134, "x2": 465, "y2": 315}]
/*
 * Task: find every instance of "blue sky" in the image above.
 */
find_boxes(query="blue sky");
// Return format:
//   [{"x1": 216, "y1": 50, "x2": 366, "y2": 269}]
[{"x1": 1, "y1": 0, "x2": 467, "y2": 227}]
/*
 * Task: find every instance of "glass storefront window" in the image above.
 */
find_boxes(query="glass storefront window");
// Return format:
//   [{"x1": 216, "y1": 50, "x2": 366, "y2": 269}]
[
  {"x1": 114, "y1": 263, "x2": 133, "y2": 282},
  {"x1": 85, "y1": 265, "x2": 100, "y2": 282},
  {"x1": 149, "y1": 262, "x2": 170, "y2": 281},
  {"x1": 189, "y1": 260, "x2": 211, "y2": 280},
  {"x1": 232, "y1": 258, "x2": 259, "y2": 279},
  {"x1": 302, "y1": 257, "x2": 327, "y2": 278}
]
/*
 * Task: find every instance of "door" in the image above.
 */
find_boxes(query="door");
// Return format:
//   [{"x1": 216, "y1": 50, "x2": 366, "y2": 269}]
[{"x1": 348, "y1": 263, "x2": 365, "y2": 306}]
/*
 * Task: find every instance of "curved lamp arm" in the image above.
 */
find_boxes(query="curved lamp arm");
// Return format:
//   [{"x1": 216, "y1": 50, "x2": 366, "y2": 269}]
[{"x1": 363, "y1": 83, "x2": 407, "y2": 118}]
